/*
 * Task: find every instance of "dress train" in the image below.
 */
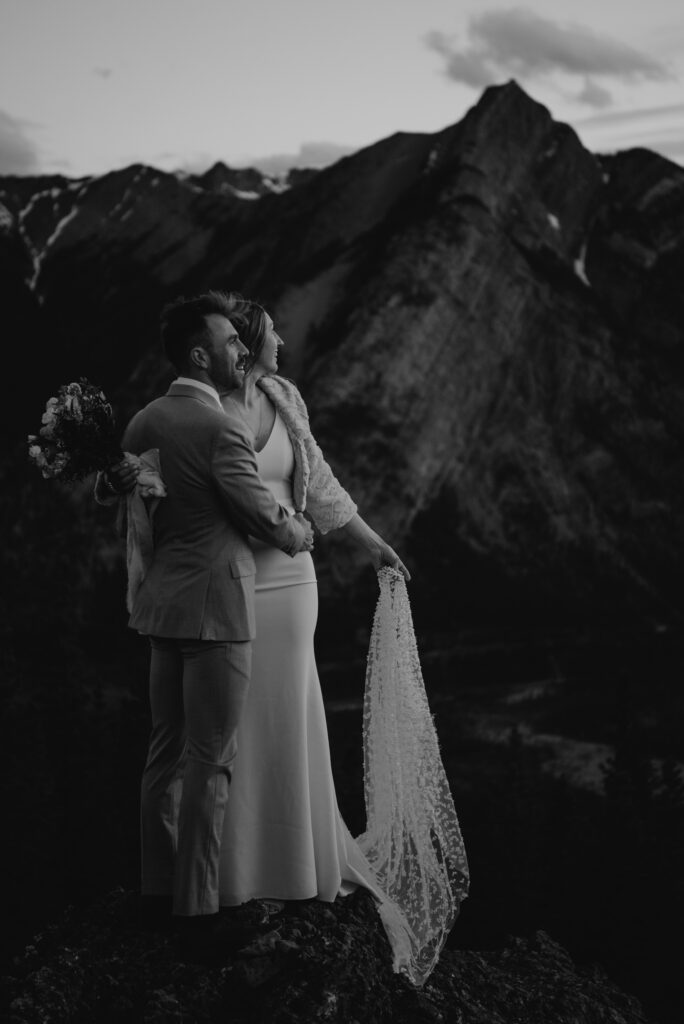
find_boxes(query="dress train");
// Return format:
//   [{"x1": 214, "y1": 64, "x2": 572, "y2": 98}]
[{"x1": 217, "y1": 412, "x2": 468, "y2": 984}]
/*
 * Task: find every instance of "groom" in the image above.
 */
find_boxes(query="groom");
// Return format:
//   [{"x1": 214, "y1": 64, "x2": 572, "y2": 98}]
[{"x1": 104, "y1": 291, "x2": 313, "y2": 937}]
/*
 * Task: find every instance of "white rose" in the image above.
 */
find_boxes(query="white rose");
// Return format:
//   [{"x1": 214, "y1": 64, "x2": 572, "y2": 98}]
[{"x1": 65, "y1": 395, "x2": 82, "y2": 420}]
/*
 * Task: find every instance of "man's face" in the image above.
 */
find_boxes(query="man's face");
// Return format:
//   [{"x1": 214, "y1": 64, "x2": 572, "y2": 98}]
[{"x1": 202, "y1": 314, "x2": 248, "y2": 390}]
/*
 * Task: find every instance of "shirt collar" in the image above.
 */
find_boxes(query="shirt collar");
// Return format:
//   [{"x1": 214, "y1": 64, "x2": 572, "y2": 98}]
[{"x1": 174, "y1": 377, "x2": 223, "y2": 410}]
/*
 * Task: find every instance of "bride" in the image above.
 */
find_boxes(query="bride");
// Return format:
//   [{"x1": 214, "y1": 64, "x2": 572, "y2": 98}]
[{"x1": 217, "y1": 298, "x2": 469, "y2": 984}]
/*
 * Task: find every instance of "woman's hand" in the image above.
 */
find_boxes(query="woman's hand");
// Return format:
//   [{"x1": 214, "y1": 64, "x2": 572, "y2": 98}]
[
  {"x1": 369, "y1": 538, "x2": 411, "y2": 582},
  {"x1": 339, "y1": 513, "x2": 411, "y2": 582}
]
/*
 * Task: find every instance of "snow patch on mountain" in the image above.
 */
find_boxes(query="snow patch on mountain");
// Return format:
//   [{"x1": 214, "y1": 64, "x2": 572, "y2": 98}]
[
  {"x1": 573, "y1": 240, "x2": 590, "y2": 286},
  {"x1": 28, "y1": 206, "x2": 79, "y2": 290},
  {"x1": 262, "y1": 177, "x2": 290, "y2": 195},
  {"x1": 0, "y1": 202, "x2": 13, "y2": 232}
]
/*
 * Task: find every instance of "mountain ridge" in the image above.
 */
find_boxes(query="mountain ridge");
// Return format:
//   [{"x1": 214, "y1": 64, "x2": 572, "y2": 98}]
[{"x1": 2, "y1": 80, "x2": 683, "y2": 628}]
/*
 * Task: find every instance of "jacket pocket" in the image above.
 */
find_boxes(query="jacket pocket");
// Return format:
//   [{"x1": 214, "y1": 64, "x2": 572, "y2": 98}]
[{"x1": 229, "y1": 556, "x2": 256, "y2": 578}]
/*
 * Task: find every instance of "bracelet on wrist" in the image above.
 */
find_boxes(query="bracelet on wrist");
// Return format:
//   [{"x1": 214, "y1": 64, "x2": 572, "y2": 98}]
[{"x1": 103, "y1": 472, "x2": 119, "y2": 495}]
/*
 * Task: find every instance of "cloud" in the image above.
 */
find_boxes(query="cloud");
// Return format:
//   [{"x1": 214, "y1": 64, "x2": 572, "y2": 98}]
[
  {"x1": 573, "y1": 101, "x2": 684, "y2": 164},
  {"x1": 427, "y1": 8, "x2": 674, "y2": 107},
  {"x1": 0, "y1": 109, "x2": 40, "y2": 175},
  {"x1": 574, "y1": 101, "x2": 684, "y2": 128},
  {"x1": 156, "y1": 151, "x2": 216, "y2": 174},
  {"x1": 424, "y1": 31, "x2": 494, "y2": 89},
  {"x1": 248, "y1": 141, "x2": 357, "y2": 176},
  {"x1": 93, "y1": 67, "x2": 113, "y2": 79},
  {"x1": 577, "y1": 78, "x2": 613, "y2": 109}
]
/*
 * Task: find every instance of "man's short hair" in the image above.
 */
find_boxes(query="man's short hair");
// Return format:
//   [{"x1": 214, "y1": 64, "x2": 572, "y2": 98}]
[{"x1": 161, "y1": 291, "x2": 237, "y2": 372}]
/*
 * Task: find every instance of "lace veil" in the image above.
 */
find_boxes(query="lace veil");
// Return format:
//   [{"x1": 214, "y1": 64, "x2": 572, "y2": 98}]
[{"x1": 356, "y1": 567, "x2": 469, "y2": 986}]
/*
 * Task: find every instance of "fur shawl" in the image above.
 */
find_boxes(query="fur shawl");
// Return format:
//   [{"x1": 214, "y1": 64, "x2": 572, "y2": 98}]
[{"x1": 258, "y1": 375, "x2": 357, "y2": 534}]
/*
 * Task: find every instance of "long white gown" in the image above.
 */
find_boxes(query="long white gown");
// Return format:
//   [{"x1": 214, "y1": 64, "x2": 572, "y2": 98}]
[
  {"x1": 218, "y1": 411, "x2": 378, "y2": 904},
  {"x1": 218, "y1": 409, "x2": 469, "y2": 984}
]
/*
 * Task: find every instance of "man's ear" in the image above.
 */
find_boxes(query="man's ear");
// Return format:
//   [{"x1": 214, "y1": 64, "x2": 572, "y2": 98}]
[{"x1": 189, "y1": 345, "x2": 209, "y2": 370}]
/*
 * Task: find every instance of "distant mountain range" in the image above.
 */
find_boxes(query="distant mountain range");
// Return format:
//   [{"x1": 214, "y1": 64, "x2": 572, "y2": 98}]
[{"x1": 3, "y1": 81, "x2": 683, "y2": 630}]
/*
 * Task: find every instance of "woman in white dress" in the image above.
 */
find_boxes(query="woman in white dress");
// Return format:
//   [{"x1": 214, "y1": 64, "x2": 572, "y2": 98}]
[
  {"x1": 218, "y1": 300, "x2": 469, "y2": 984},
  {"x1": 218, "y1": 304, "x2": 407, "y2": 903}
]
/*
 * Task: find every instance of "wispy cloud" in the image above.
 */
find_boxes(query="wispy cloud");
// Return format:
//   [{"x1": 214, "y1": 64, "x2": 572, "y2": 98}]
[
  {"x1": 574, "y1": 101, "x2": 684, "y2": 128},
  {"x1": 576, "y1": 78, "x2": 612, "y2": 109},
  {"x1": 427, "y1": 8, "x2": 674, "y2": 107},
  {"x1": 0, "y1": 109, "x2": 40, "y2": 175},
  {"x1": 156, "y1": 151, "x2": 216, "y2": 175},
  {"x1": 573, "y1": 101, "x2": 684, "y2": 163},
  {"x1": 248, "y1": 141, "x2": 356, "y2": 176}
]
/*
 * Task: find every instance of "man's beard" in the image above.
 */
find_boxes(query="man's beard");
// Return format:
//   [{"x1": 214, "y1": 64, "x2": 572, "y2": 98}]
[{"x1": 208, "y1": 355, "x2": 241, "y2": 391}]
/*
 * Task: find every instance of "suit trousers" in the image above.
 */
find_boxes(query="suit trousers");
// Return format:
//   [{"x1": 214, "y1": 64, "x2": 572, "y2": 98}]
[{"x1": 140, "y1": 636, "x2": 251, "y2": 915}]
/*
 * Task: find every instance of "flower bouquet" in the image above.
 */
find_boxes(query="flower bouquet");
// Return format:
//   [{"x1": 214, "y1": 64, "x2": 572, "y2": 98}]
[
  {"x1": 28, "y1": 379, "x2": 166, "y2": 613},
  {"x1": 28, "y1": 379, "x2": 124, "y2": 482}
]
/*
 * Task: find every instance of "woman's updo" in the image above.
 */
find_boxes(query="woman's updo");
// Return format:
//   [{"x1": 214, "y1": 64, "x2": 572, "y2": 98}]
[{"x1": 229, "y1": 299, "x2": 268, "y2": 373}]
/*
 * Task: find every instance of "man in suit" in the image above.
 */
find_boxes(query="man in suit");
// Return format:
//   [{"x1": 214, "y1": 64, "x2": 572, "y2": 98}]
[{"x1": 105, "y1": 292, "x2": 313, "y2": 941}]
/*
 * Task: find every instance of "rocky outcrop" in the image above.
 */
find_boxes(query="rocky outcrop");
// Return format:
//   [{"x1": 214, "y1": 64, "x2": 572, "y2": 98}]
[
  {"x1": 191, "y1": 161, "x2": 279, "y2": 197},
  {"x1": 4, "y1": 889, "x2": 651, "y2": 1024}
]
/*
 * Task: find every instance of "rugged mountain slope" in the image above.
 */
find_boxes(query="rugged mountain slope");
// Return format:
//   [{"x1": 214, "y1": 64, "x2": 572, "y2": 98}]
[
  {"x1": 2, "y1": 81, "x2": 682, "y2": 627},
  {"x1": 300, "y1": 85, "x2": 684, "y2": 621}
]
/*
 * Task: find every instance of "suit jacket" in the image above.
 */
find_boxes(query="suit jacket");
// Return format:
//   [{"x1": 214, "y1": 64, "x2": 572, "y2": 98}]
[{"x1": 121, "y1": 382, "x2": 303, "y2": 641}]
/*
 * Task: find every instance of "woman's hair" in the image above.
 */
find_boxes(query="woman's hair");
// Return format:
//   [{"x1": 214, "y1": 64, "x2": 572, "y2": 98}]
[{"x1": 229, "y1": 299, "x2": 269, "y2": 373}]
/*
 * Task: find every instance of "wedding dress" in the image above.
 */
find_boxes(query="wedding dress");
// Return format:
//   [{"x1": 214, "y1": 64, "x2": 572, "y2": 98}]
[{"x1": 217, "y1": 410, "x2": 469, "y2": 984}]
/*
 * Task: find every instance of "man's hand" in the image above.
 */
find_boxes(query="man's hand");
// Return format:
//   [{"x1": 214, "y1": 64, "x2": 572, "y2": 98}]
[
  {"x1": 105, "y1": 457, "x2": 139, "y2": 495},
  {"x1": 294, "y1": 512, "x2": 315, "y2": 553}
]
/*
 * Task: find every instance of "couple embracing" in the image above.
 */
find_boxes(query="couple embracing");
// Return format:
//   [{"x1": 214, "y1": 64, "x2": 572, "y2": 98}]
[{"x1": 105, "y1": 290, "x2": 467, "y2": 983}]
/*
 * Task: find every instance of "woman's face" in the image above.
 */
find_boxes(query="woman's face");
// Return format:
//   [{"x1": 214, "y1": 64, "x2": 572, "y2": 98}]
[{"x1": 254, "y1": 313, "x2": 284, "y2": 375}]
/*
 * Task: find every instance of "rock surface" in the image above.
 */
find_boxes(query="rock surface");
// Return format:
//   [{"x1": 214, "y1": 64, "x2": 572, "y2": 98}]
[{"x1": 3, "y1": 889, "x2": 652, "y2": 1024}]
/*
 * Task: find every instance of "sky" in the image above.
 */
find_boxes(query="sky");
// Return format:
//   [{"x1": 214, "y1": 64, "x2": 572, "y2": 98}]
[{"x1": 1, "y1": 0, "x2": 683, "y2": 178}]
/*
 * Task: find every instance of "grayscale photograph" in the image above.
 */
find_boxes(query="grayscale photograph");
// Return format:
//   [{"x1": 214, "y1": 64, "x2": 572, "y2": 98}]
[{"x1": 1, "y1": 1, "x2": 683, "y2": 1022}]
